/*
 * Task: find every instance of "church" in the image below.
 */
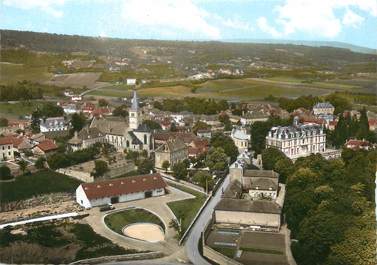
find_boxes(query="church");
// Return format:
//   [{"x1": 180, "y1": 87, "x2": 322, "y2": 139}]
[{"x1": 69, "y1": 90, "x2": 154, "y2": 154}]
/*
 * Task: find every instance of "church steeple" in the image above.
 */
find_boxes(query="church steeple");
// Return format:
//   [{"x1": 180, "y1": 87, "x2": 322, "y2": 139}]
[{"x1": 129, "y1": 90, "x2": 140, "y2": 130}]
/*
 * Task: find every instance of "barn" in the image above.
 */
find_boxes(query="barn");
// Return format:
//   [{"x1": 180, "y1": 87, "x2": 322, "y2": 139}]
[{"x1": 75, "y1": 173, "x2": 167, "y2": 209}]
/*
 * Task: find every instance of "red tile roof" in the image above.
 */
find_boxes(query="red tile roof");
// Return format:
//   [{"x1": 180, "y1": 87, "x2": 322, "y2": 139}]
[
  {"x1": 81, "y1": 173, "x2": 167, "y2": 200},
  {"x1": 0, "y1": 136, "x2": 13, "y2": 145},
  {"x1": 37, "y1": 139, "x2": 58, "y2": 152}
]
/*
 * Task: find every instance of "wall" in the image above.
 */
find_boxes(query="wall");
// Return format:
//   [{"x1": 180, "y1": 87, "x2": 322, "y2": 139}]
[
  {"x1": 215, "y1": 210, "x2": 280, "y2": 230},
  {"x1": 56, "y1": 168, "x2": 94, "y2": 183},
  {"x1": 76, "y1": 185, "x2": 92, "y2": 208}
]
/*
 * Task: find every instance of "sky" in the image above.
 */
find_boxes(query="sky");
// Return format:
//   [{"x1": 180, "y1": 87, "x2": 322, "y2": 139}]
[{"x1": 1, "y1": 0, "x2": 377, "y2": 49}]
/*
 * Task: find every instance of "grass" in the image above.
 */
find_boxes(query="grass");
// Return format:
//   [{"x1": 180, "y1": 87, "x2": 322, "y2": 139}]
[
  {"x1": 87, "y1": 77, "x2": 365, "y2": 100},
  {"x1": 167, "y1": 182, "x2": 207, "y2": 234},
  {"x1": 240, "y1": 246, "x2": 284, "y2": 255},
  {"x1": 0, "y1": 222, "x2": 140, "y2": 263},
  {"x1": 212, "y1": 246, "x2": 236, "y2": 258},
  {"x1": 104, "y1": 208, "x2": 165, "y2": 235},
  {"x1": 0, "y1": 101, "x2": 49, "y2": 118},
  {"x1": 0, "y1": 170, "x2": 81, "y2": 203},
  {"x1": 0, "y1": 63, "x2": 51, "y2": 85}
]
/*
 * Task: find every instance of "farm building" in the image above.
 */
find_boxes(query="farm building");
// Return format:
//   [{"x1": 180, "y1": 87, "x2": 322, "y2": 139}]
[{"x1": 75, "y1": 173, "x2": 167, "y2": 208}]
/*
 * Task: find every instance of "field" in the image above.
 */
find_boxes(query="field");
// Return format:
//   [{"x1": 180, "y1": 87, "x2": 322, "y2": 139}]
[
  {"x1": 44, "y1": 72, "x2": 103, "y2": 88},
  {"x1": 0, "y1": 222, "x2": 139, "y2": 263},
  {"x1": 0, "y1": 63, "x2": 51, "y2": 85},
  {"x1": 167, "y1": 182, "x2": 207, "y2": 235},
  {"x1": 0, "y1": 101, "x2": 49, "y2": 118},
  {"x1": 87, "y1": 77, "x2": 373, "y2": 101},
  {"x1": 0, "y1": 170, "x2": 81, "y2": 203},
  {"x1": 104, "y1": 208, "x2": 165, "y2": 235}
]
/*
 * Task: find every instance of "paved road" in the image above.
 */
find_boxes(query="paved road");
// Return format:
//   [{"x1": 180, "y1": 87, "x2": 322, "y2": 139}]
[{"x1": 184, "y1": 175, "x2": 230, "y2": 265}]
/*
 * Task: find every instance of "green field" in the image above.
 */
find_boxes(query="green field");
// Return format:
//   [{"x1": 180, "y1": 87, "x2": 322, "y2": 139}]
[
  {"x1": 0, "y1": 222, "x2": 139, "y2": 263},
  {"x1": 167, "y1": 182, "x2": 207, "y2": 235},
  {"x1": 104, "y1": 208, "x2": 165, "y2": 235},
  {"x1": 0, "y1": 101, "x2": 49, "y2": 118},
  {"x1": 0, "y1": 170, "x2": 81, "y2": 203},
  {"x1": 0, "y1": 63, "x2": 51, "y2": 85},
  {"x1": 87, "y1": 77, "x2": 371, "y2": 100}
]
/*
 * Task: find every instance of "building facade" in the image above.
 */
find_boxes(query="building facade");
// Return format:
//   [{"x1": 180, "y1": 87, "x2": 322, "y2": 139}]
[
  {"x1": 0, "y1": 137, "x2": 14, "y2": 161},
  {"x1": 313, "y1": 102, "x2": 335, "y2": 116},
  {"x1": 266, "y1": 117, "x2": 326, "y2": 159},
  {"x1": 231, "y1": 126, "x2": 251, "y2": 152},
  {"x1": 76, "y1": 173, "x2": 166, "y2": 209},
  {"x1": 154, "y1": 138, "x2": 188, "y2": 170},
  {"x1": 40, "y1": 117, "x2": 68, "y2": 133}
]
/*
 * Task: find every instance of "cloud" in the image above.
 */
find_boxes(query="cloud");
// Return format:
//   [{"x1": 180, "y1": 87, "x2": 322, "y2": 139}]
[
  {"x1": 342, "y1": 9, "x2": 364, "y2": 27},
  {"x1": 222, "y1": 18, "x2": 253, "y2": 31},
  {"x1": 257, "y1": 0, "x2": 377, "y2": 38},
  {"x1": 2, "y1": 0, "x2": 65, "y2": 18},
  {"x1": 120, "y1": 0, "x2": 220, "y2": 39},
  {"x1": 257, "y1": 17, "x2": 281, "y2": 37}
]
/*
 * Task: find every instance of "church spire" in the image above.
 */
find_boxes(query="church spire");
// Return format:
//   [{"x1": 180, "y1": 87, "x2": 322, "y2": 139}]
[{"x1": 131, "y1": 89, "x2": 139, "y2": 111}]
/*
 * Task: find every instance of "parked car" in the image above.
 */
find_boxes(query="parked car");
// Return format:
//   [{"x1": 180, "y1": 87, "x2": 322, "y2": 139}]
[{"x1": 99, "y1": 203, "x2": 114, "y2": 212}]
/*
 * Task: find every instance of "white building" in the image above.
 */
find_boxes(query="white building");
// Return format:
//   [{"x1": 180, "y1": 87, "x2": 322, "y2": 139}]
[
  {"x1": 40, "y1": 117, "x2": 68, "y2": 133},
  {"x1": 266, "y1": 117, "x2": 326, "y2": 159},
  {"x1": 126, "y1": 79, "x2": 137, "y2": 86},
  {"x1": 0, "y1": 137, "x2": 14, "y2": 161},
  {"x1": 75, "y1": 173, "x2": 167, "y2": 209},
  {"x1": 313, "y1": 102, "x2": 335, "y2": 116},
  {"x1": 231, "y1": 126, "x2": 251, "y2": 152}
]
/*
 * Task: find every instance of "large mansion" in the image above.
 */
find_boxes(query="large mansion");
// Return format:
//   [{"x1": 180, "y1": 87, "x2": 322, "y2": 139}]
[{"x1": 265, "y1": 117, "x2": 326, "y2": 159}]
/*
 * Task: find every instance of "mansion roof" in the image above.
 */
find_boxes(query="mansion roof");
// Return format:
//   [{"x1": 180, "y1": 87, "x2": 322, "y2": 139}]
[
  {"x1": 267, "y1": 123, "x2": 324, "y2": 140},
  {"x1": 215, "y1": 198, "x2": 281, "y2": 214}
]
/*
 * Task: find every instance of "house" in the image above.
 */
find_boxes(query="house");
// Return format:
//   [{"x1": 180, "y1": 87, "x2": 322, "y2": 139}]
[
  {"x1": 345, "y1": 139, "x2": 372, "y2": 151},
  {"x1": 2, "y1": 135, "x2": 32, "y2": 153},
  {"x1": 231, "y1": 126, "x2": 251, "y2": 152},
  {"x1": 313, "y1": 102, "x2": 335, "y2": 115},
  {"x1": 369, "y1": 119, "x2": 377, "y2": 131},
  {"x1": 240, "y1": 111, "x2": 269, "y2": 126},
  {"x1": 214, "y1": 169, "x2": 285, "y2": 232},
  {"x1": 68, "y1": 127, "x2": 105, "y2": 151},
  {"x1": 196, "y1": 129, "x2": 212, "y2": 139},
  {"x1": 75, "y1": 173, "x2": 167, "y2": 209},
  {"x1": 39, "y1": 117, "x2": 68, "y2": 133},
  {"x1": 0, "y1": 136, "x2": 14, "y2": 161},
  {"x1": 155, "y1": 138, "x2": 188, "y2": 170},
  {"x1": 126, "y1": 78, "x2": 137, "y2": 86},
  {"x1": 266, "y1": 117, "x2": 326, "y2": 159},
  {"x1": 188, "y1": 139, "x2": 209, "y2": 158},
  {"x1": 0, "y1": 120, "x2": 30, "y2": 135},
  {"x1": 32, "y1": 139, "x2": 58, "y2": 156}
]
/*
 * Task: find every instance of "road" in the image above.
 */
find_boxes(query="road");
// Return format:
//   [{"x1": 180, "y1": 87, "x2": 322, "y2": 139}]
[{"x1": 184, "y1": 175, "x2": 230, "y2": 265}]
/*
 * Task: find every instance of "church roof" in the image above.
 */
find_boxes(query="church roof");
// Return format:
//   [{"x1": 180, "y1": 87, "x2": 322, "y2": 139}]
[
  {"x1": 90, "y1": 117, "x2": 128, "y2": 135},
  {"x1": 128, "y1": 131, "x2": 143, "y2": 145}
]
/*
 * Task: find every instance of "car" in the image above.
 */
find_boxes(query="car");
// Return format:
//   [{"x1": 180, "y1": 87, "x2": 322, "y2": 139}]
[{"x1": 99, "y1": 203, "x2": 115, "y2": 212}]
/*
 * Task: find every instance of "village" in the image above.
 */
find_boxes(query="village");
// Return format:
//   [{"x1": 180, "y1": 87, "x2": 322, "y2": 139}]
[{"x1": 0, "y1": 79, "x2": 376, "y2": 264}]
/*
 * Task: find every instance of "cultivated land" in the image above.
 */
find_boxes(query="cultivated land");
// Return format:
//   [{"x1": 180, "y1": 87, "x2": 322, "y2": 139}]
[
  {"x1": 0, "y1": 63, "x2": 51, "y2": 85},
  {"x1": 0, "y1": 170, "x2": 81, "y2": 203},
  {"x1": 104, "y1": 208, "x2": 165, "y2": 235},
  {"x1": 0, "y1": 222, "x2": 139, "y2": 264}
]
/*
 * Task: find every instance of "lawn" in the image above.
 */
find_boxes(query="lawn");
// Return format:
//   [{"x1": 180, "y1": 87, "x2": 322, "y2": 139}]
[
  {"x1": 167, "y1": 182, "x2": 207, "y2": 235},
  {"x1": 0, "y1": 222, "x2": 140, "y2": 264},
  {"x1": 104, "y1": 208, "x2": 165, "y2": 234},
  {"x1": 0, "y1": 170, "x2": 81, "y2": 203}
]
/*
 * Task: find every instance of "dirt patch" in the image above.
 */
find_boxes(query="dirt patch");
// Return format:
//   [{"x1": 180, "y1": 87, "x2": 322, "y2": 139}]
[
  {"x1": 123, "y1": 223, "x2": 164, "y2": 243},
  {"x1": 45, "y1": 72, "x2": 101, "y2": 88}
]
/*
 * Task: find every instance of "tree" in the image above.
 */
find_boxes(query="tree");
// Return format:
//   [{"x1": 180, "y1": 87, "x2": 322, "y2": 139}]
[
  {"x1": 112, "y1": 105, "x2": 129, "y2": 117},
  {"x1": 92, "y1": 160, "x2": 108, "y2": 178},
  {"x1": 142, "y1": 120, "x2": 161, "y2": 130},
  {"x1": 325, "y1": 94, "x2": 352, "y2": 114},
  {"x1": 162, "y1": 160, "x2": 170, "y2": 172},
  {"x1": 31, "y1": 110, "x2": 41, "y2": 133},
  {"x1": 98, "y1": 98, "x2": 109, "y2": 107},
  {"x1": 170, "y1": 122, "x2": 177, "y2": 132},
  {"x1": 172, "y1": 162, "x2": 188, "y2": 180},
  {"x1": 261, "y1": 147, "x2": 287, "y2": 170},
  {"x1": 136, "y1": 158, "x2": 154, "y2": 174},
  {"x1": 18, "y1": 160, "x2": 27, "y2": 175},
  {"x1": 205, "y1": 147, "x2": 228, "y2": 172},
  {"x1": 35, "y1": 157, "x2": 46, "y2": 170},
  {"x1": 273, "y1": 157, "x2": 294, "y2": 183},
  {"x1": 0, "y1": 117, "x2": 8, "y2": 127},
  {"x1": 192, "y1": 121, "x2": 209, "y2": 134},
  {"x1": 192, "y1": 171, "x2": 214, "y2": 192},
  {"x1": 0, "y1": 166, "x2": 12, "y2": 180},
  {"x1": 70, "y1": 113, "x2": 86, "y2": 132},
  {"x1": 356, "y1": 107, "x2": 369, "y2": 140},
  {"x1": 210, "y1": 132, "x2": 238, "y2": 162}
]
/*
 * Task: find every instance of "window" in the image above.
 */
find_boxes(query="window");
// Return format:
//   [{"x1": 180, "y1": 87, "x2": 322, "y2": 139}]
[{"x1": 144, "y1": 134, "x2": 147, "y2": 144}]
